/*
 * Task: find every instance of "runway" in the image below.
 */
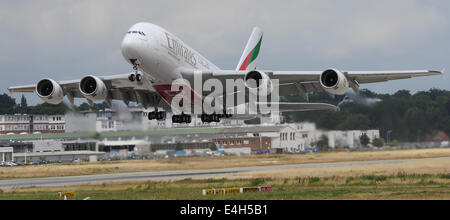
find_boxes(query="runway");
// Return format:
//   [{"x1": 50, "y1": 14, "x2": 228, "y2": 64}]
[{"x1": 0, "y1": 156, "x2": 448, "y2": 189}]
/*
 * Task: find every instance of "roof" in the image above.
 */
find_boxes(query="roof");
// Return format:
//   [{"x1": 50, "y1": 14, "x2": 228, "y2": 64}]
[
  {"x1": 0, "y1": 147, "x2": 13, "y2": 153},
  {"x1": 0, "y1": 125, "x2": 289, "y2": 141},
  {"x1": 13, "y1": 151, "x2": 105, "y2": 157}
]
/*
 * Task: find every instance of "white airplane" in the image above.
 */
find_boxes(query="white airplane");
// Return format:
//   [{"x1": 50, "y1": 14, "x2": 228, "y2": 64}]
[{"x1": 8, "y1": 22, "x2": 442, "y2": 124}]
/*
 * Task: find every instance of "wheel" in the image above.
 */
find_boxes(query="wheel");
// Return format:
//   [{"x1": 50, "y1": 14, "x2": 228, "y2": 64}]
[
  {"x1": 213, "y1": 114, "x2": 220, "y2": 122},
  {"x1": 201, "y1": 114, "x2": 207, "y2": 123},
  {"x1": 172, "y1": 115, "x2": 179, "y2": 123},
  {"x1": 187, "y1": 115, "x2": 192, "y2": 124},
  {"x1": 182, "y1": 115, "x2": 188, "y2": 124},
  {"x1": 128, "y1": 74, "x2": 136, "y2": 82},
  {"x1": 148, "y1": 112, "x2": 156, "y2": 120},
  {"x1": 207, "y1": 115, "x2": 214, "y2": 123},
  {"x1": 157, "y1": 112, "x2": 165, "y2": 120},
  {"x1": 136, "y1": 74, "x2": 142, "y2": 82}
]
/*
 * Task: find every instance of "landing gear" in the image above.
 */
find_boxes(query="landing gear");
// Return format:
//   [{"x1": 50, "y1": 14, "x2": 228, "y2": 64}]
[
  {"x1": 128, "y1": 73, "x2": 142, "y2": 82},
  {"x1": 148, "y1": 110, "x2": 166, "y2": 121},
  {"x1": 128, "y1": 62, "x2": 142, "y2": 82},
  {"x1": 172, "y1": 113, "x2": 192, "y2": 124},
  {"x1": 200, "y1": 113, "x2": 233, "y2": 123}
]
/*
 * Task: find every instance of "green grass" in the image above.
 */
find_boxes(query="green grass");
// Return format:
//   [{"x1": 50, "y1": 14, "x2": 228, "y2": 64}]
[{"x1": 0, "y1": 173, "x2": 449, "y2": 200}]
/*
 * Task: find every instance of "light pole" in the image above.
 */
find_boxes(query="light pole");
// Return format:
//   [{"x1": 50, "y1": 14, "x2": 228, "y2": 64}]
[{"x1": 386, "y1": 130, "x2": 392, "y2": 145}]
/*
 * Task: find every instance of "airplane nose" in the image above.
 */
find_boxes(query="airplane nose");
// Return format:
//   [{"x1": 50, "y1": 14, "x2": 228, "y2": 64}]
[{"x1": 121, "y1": 36, "x2": 142, "y2": 62}]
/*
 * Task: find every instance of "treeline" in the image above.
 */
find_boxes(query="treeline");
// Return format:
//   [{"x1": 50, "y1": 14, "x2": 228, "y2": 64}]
[
  {"x1": 1, "y1": 89, "x2": 450, "y2": 142},
  {"x1": 0, "y1": 94, "x2": 108, "y2": 115},
  {"x1": 283, "y1": 89, "x2": 450, "y2": 142}
]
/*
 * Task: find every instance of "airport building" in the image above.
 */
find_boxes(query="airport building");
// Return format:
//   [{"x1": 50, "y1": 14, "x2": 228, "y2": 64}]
[
  {"x1": 0, "y1": 116, "x2": 383, "y2": 163},
  {"x1": 0, "y1": 108, "x2": 273, "y2": 135},
  {"x1": 0, "y1": 114, "x2": 65, "y2": 135},
  {"x1": 269, "y1": 123, "x2": 381, "y2": 152},
  {"x1": 213, "y1": 136, "x2": 272, "y2": 152}
]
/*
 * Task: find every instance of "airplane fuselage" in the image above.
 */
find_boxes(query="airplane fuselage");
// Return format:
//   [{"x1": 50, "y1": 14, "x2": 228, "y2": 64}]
[{"x1": 121, "y1": 22, "x2": 220, "y2": 87}]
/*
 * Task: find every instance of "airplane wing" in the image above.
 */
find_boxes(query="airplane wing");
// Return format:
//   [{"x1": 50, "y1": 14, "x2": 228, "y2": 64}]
[
  {"x1": 258, "y1": 102, "x2": 339, "y2": 112},
  {"x1": 8, "y1": 72, "x2": 169, "y2": 109},
  {"x1": 182, "y1": 69, "x2": 442, "y2": 99}
]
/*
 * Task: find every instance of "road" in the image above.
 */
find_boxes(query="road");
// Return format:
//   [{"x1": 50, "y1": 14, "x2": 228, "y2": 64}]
[{"x1": 0, "y1": 156, "x2": 448, "y2": 189}]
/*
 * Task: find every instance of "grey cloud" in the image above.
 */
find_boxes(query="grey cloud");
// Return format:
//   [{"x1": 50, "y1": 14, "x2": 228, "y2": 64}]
[{"x1": 0, "y1": 0, "x2": 449, "y2": 105}]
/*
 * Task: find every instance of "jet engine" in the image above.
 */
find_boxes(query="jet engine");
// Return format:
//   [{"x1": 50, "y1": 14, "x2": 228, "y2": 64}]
[
  {"x1": 79, "y1": 75, "x2": 108, "y2": 101},
  {"x1": 244, "y1": 70, "x2": 273, "y2": 96},
  {"x1": 36, "y1": 79, "x2": 65, "y2": 104},
  {"x1": 319, "y1": 69, "x2": 349, "y2": 95}
]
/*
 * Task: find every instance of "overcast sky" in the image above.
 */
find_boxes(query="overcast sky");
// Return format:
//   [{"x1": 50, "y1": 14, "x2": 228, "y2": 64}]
[{"x1": 1, "y1": 0, "x2": 449, "y2": 105}]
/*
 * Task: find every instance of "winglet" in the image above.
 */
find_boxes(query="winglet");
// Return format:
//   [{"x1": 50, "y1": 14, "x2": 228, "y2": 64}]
[{"x1": 236, "y1": 27, "x2": 263, "y2": 71}]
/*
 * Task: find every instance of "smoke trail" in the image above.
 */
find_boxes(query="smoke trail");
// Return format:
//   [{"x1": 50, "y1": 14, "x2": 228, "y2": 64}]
[{"x1": 338, "y1": 90, "x2": 382, "y2": 107}]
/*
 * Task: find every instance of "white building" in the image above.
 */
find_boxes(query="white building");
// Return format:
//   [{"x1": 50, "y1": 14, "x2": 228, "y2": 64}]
[
  {"x1": 0, "y1": 114, "x2": 65, "y2": 134},
  {"x1": 263, "y1": 122, "x2": 380, "y2": 152}
]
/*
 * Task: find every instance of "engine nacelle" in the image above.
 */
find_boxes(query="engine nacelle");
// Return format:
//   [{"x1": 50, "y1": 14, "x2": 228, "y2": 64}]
[
  {"x1": 244, "y1": 70, "x2": 273, "y2": 96},
  {"x1": 320, "y1": 69, "x2": 349, "y2": 95},
  {"x1": 36, "y1": 79, "x2": 65, "y2": 104},
  {"x1": 79, "y1": 75, "x2": 108, "y2": 101}
]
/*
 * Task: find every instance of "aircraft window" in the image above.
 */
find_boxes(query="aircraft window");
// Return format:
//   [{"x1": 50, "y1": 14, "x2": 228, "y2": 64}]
[{"x1": 127, "y1": 30, "x2": 146, "y2": 36}]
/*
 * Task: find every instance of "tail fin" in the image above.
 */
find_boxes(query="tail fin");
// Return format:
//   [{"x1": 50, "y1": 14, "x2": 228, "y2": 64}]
[{"x1": 236, "y1": 27, "x2": 263, "y2": 71}]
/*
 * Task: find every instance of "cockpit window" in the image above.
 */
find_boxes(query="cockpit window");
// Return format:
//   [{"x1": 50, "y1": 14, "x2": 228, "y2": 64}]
[{"x1": 127, "y1": 31, "x2": 146, "y2": 36}]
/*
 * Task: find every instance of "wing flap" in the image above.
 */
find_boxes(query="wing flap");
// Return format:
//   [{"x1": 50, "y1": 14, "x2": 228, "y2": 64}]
[
  {"x1": 258, "y1": 102, "x2": 338, "y2": 112},
  {"x1": 347, "y1": 70, "x2": 441, "y2": 84}
]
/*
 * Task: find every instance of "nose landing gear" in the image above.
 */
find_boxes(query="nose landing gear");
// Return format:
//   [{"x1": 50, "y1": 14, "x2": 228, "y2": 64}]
[{"x1": 128, "y1": 60, "x2": 142, "y2": 82}]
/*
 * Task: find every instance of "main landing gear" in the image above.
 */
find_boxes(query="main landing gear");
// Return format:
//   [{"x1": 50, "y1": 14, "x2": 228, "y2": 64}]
[
  {"x1": 148, "y1": 110, "x2": 166, "y2": 121},
  {"x1": 200, "y1": 113, "x2": 232, "y2": 123},
  {"x1": 172, "y1": 113, "x2": 192, "y2": 124},
  {"x1": 148, "y1": 112, "x2": 233, "y2": 124}
]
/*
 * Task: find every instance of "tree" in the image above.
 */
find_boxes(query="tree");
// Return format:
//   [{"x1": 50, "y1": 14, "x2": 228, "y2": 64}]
[
  {"x1": 245, "y1": 117, "x2": 261, "y2": 125},
  {"x1": 92, "y1": 132, "x2": 101, "y2": 140},
  {"x1": 175, "y1": 142, "x2": 183, "y2": 151},
  {"x1": 210, "y1": 143, "x2": 218, "y2": 151},
  {"x1": 360, "y1": 133, "x2": 370, "y2": 147},
  {"x1": 337, "y1": 114, "x2": 371, "y2": 130},
  {"x1": 316, "y1": 135, "x2": 329, "y2": 152},
  {"x1": 29, "y1": 103, "x2": 68, "y2": 115},
  {"x1": 372, "y1": 138, "x2": 384, "y2": 148},
  {"x1": 20, "y1": 95, "x2": 27, "y2": 108},
  {"x1": 393, "y1": 90, "x2": 411, "y2": 99},
  {"x1": 0, "y1": 93, "x2": 16, "y2": 114}
]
